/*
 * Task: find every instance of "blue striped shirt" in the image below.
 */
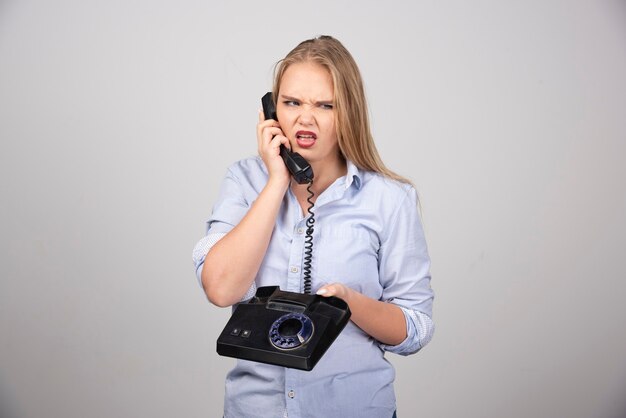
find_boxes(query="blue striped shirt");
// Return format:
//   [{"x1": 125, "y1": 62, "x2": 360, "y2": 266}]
[{"x1": 193, "y1": 157, "x2": 434, "y2": 418}]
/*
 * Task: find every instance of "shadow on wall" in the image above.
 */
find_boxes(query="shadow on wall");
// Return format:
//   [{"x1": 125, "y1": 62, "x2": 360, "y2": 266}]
[
  {"x1": 0, "y1": 386, "x2": 21, "y2": 418},
  {"x1": 610, "y1": 398, "x2": 626, "y2": 418}
]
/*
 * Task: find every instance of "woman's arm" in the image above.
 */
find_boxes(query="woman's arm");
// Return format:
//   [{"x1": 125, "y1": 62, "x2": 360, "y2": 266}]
[
  {"x1": 201, "y1": 178, "x2": 287, "y2": 306},
  {"x1": 317, "y1": 284, "x2": 407, "y2": 346},
  {"x1": 316, "y1": 185, "x2": 433, "y2": 348},
  {"x1": 201, "y1": 111, "x2": 291, "y2": 307}
]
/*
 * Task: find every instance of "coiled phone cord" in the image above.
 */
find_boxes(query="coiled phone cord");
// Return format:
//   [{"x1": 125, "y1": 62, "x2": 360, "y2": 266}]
[{"x1": 302, "y1": 181, "x2": 315, "y2": 294}]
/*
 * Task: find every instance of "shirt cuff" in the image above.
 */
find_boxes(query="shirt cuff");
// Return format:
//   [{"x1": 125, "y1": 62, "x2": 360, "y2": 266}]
[
  {"x1": 379, "y1": 306, "x2": 435, "y2": 356},
  {"x1": 240, "y1": 282, "x2": 257, "y2": 301}
]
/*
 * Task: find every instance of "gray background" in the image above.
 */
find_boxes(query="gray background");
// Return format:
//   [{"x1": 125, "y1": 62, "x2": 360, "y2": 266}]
[{"x1": 1, "y1": 0, "x2": 625, "y2": 417}]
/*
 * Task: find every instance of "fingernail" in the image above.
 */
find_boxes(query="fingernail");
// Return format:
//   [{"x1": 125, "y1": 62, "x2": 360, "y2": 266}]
[{"x1": 316, "y1": 288, "x2": 327, "y2": 295}]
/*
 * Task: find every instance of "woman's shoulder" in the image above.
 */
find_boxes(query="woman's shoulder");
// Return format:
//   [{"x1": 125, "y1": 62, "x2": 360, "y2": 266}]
[
  {"x1": 217, "y1": 157, "x2": 269, "y2": 195},
  {"x1": 226, "y1": 156, "x2": 267, "y2": 178},
  {"x1": 359, "y1": 169, "x2": 415, "y2": 200}
]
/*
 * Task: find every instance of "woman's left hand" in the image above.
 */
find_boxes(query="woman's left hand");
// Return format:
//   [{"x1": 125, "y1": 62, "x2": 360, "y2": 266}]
[{"x1": 316, "y1": 283, "x2": 353, "y2": 302}]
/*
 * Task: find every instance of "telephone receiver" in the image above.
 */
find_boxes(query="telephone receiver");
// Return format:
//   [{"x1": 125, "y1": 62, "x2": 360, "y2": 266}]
[{"x1": 261, "y1": 92, "x2": 314, "y2": 184}]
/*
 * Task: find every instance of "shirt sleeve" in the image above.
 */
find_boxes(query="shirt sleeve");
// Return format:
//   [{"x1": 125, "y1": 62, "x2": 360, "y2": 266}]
[
  {"x1": 191, "y1": 165, "x2": 257, "y2": 299},
  {"x1": 204, "y1": 166, "x2": 251, "y2": 234},
  {"x1": 192, "y1": 232, "x2": 226, "y2": 286},
  {"x1": 379, "y1": 306, "x2": 435, "y2": 355},
  {"x1": 377, "y1": 185, "x2": 435, "y2": 354}
]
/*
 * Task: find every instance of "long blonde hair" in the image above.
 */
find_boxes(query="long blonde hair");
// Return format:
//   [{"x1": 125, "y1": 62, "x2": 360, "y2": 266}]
[{"x1": 272, "y1": 35, "x2": 410, "y2": 184}]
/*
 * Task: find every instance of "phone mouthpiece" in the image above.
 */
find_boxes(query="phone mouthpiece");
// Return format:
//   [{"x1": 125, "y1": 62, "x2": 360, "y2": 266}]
[{"x1": 279, "y1": 146, "x2": 314, "y2": 184}]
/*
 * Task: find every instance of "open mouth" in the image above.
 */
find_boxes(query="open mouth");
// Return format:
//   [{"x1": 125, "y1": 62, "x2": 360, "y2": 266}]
[{"x1": 296, "y1": 131, "x2": 317, "y2": 148}]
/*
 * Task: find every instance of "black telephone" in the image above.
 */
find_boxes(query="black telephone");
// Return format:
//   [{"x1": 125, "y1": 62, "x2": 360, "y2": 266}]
[
  {"x1": 261, "y1": 92, "x2": 314, "y2": 184},
  {"x1": 216, "y1": 286, "x2": 351, "y2": 371},
  {"x1": 213, "y1": 93, "x2": 351, "y2": 371}
]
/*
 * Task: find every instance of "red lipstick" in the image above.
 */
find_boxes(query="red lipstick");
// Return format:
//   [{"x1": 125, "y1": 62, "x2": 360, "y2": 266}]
[{"x1": 295, "y1": 131, "x2": 317, "y2": 149}]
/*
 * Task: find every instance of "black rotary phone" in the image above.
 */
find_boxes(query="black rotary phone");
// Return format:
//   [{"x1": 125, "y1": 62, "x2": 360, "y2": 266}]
[
  {"x1": 216, "y1": 286, "x2": 351, "y2": 371},
  {"x1": 214, "y1": 93, "x2": 351, "y2": 371}
]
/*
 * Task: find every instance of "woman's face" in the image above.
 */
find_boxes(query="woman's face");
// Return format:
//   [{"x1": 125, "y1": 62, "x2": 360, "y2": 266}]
[{"x1": 276, "y1": 61, "x2": 340, "y2": 167}]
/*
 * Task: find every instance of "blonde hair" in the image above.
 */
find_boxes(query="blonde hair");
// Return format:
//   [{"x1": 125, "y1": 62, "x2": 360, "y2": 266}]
[{"x1": 272, "y1": 35, "x2": 410, "y2": 184}]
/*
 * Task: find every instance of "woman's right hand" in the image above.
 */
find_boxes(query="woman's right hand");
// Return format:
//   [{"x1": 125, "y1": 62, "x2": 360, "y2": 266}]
[{"x1": 257, "y1": 109, "x2": 291, "y2": 186}]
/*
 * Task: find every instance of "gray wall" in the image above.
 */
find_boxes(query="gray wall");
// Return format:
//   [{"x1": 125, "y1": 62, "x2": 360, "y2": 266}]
[{"x1": 1, "y1": 1, "x2": 625, "y2": 417}]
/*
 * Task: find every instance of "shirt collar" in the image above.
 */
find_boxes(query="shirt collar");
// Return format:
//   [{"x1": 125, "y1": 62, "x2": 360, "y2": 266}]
[{"x1": 345, "y1": 160, "x2": 362, "y2": 190}]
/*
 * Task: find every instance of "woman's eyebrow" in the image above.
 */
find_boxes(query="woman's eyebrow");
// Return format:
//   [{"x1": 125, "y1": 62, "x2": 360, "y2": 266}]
[{"x1": 279, "y1": 94, "x2": 333, "y2": 104}]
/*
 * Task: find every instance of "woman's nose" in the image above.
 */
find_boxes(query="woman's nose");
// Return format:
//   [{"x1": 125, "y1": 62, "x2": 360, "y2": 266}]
[{"x1": 297, "y1": 105, "x2": 314, "y2": 125}]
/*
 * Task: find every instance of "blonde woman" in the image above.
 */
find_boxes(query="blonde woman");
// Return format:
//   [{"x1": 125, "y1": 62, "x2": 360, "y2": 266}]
[{"x1": 193, "y1": 35, "x2": 434, "y2": 418}]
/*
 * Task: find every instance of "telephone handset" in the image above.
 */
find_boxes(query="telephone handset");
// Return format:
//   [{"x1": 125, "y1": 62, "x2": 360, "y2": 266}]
[
  {"x1": 262, "y1": 91, "x2": 315, "y2": 295},
  {"x1": 261, "y1": 92, "x2": 314, "y2": 184}
]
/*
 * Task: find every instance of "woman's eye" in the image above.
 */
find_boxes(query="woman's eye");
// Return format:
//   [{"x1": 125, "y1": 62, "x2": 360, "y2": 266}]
[
  {"x1": 320, "y1": 103, "x2": 334, "y2": 110},
  {"x1": 284, "y1": 100, "x2": 299, "y2": 106}
]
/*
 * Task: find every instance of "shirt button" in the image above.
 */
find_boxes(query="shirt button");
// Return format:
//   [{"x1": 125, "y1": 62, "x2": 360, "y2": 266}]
[
  {"x1": 288, "y1": 390, "x2": 295, "y2": 399},
  {"x1": 290, "y1": 266, "x2": 299, "y2": 273},
  {"x1": 297, "y1": 227, "x2": 304, "y2": 234}
]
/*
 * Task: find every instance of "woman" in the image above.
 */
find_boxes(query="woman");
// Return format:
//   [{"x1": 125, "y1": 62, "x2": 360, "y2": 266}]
[{"x1": 193, "y1": 35, "x2": 434, "y2": 418}]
